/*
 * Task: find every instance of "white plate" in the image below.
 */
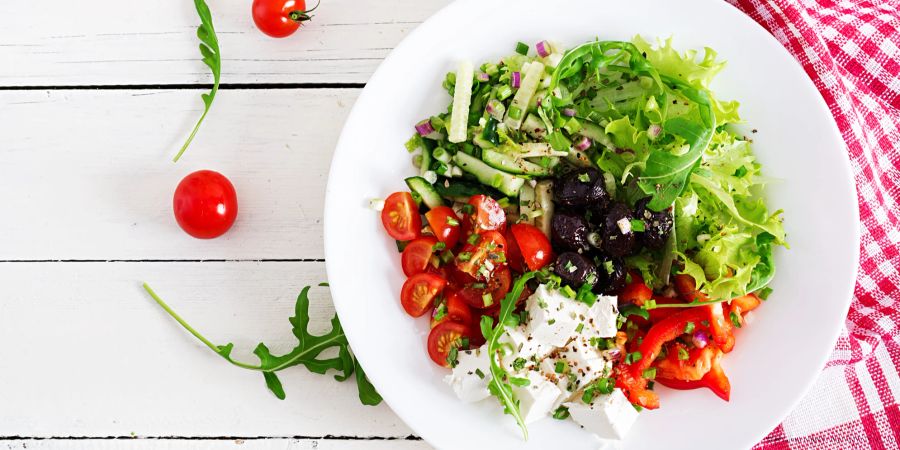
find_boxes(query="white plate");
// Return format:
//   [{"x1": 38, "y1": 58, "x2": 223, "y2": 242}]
[{"x1": 324, "y1": 0, "x2": 859, "y2": 448}]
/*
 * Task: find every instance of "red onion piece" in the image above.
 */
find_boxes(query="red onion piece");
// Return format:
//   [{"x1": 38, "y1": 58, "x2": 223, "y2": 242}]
[
  {"x1": 511, "y1": 71, "x2": 521, "y2": 88},
  {"x1": 648, "y1": 124, "x2": 662, "y2": 138},
  {"x1": 692, "y1": 331, "x2": 709, "y2": 349},
  {"x1": 415, "y1": 119, "x2": 434, "y2": 137},
  {"x1": 602, "y1": 348, "x2": 622, "y2": 362},
  {"x1": 575, "y1": 136, "x2": 592, "y2": 151},
  {"x1": 562, "y1": 108, "x2": 577, "y2": 117},
  {"x1": 536, "y1": 40, "x2": 551, "y2": 57},
  {"x1": 477, "y1": 72, "x2": 490, "y2": 82}
]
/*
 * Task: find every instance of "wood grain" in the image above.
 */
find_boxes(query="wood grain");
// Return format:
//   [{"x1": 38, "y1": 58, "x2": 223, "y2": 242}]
[
  {"x1": 0, "y1": 89, "x2": 359, "y2": 260},
  {"x1": 0, "y1": 0, "x2": 448, "y2": 86},
  {"x1": 0, "y1": 261, "x2": 413, "y2": 438}
]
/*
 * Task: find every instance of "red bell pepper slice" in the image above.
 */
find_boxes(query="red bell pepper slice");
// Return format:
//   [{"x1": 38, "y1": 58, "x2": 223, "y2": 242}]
[
  {"x1": 615, "y1": 364, "x2": 660, "y2": 410},
  {"x1": 656, "y1": 359, "x2": 731, "y2": 401},
  {"x1": 631, "y1": 307, "x2": 708, "y2": 376},
  {"x1": 618, "y1": 272, "x2": 653, "y2": 306},
  {"x1": 708, "y1": 302, "x2": 735, "y2": 353},
  {"x1": 730, "y1": 293, "x2": 761, "y2": 314}
]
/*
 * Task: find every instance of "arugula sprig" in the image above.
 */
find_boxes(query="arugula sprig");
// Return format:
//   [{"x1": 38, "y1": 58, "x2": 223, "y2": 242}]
[
  {"x1": 142, "y1": 282, "x2": 382, "y2": 405},
  {"x1": 479, "y1": 271, "x2": 537, "y2": 440},
  {"x1": 173, "y1": 0, "x2": 222, "y2": 163}
]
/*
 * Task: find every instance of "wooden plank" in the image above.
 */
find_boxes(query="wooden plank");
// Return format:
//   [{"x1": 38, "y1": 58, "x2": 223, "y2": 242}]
[
  {"x1": 1, "y1": 440, "x2": 429, "y2": 450},
  {"x1": 0, "y1": 0, "x2": 448, "y2": 86},
  {"x1": 0, "y1": 88, "x2": 361, "y2": 260},
  {"x1": 0, "y1": 261, "x2": 413, "y2": 438}
]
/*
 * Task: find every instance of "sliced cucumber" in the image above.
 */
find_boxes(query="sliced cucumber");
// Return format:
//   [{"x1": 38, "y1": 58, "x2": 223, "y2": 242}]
[
  {"x1": 405, "y1": 176, "x2": 444, "y2": 209},
  {"x1": 482, "y1": 149, "x2": 552, "y2": 176},
  {"x1": 504, "y1": 61, "x2": 545, "y2": 130},
  {"x1": 518, "y1": 183, "x2": 536, "y2": 225},
  {"x1": 453, "y1": 152, "x2": 526, "y2": 197},
  {"x1": 533, "y1": 180, "x2": 554, "y2": 238},
  {"x1": 433, "y1": 179, "x2": 503, "y2": 202},
  {"x1": 565, "y1": 147, "x2": 593, "y2": 168},
  {"x1": 579, "y1": 121, "x2": 615, "y2": 150},
  {"x1": 448, "y1": 61, "x2": 475, "y2": 143},
  {"x1": 521, "y1": 114, "x2": 548, "y2": 139}
]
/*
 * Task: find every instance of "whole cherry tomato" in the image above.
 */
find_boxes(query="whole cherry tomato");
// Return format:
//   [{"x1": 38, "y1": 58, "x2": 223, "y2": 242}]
[
  {"x1": 173, "y1": 170, "x2": 238, "y2": 239},
  {"x1": 252, "y1": 0, "x2": 318, "y2": 38}
]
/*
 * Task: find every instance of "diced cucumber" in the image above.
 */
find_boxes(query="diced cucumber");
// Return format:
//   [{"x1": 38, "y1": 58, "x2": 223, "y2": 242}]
[
  {"x1": 482, "y1": 149, "x2": 552, "y2": 176},
  {"x1": 448, "y1": 61, "x2": 475, "y2": 143},
  {"x1": 504, "y1": 61, "x2": 545, "y2": 130},
  {"x1": 518, "y1": 183, "x2": 536, "y2": 225},
  {"x1": 533, "y1": 180, "x2": 554, "y2": 237},
  {"x1": 405, "y1": 176, "x2": 444, "y2": 209},
  {"x1": 453, "y1": 152, "x2": 526, "y2": 197},
  {"x1": 565, "y1": 147, "x2": 593, "y2": 168},
  {"x1": 579, "y1": 121, "x2": 615, "y2": 150},
  {"x1": 521, "y1": 114, "x2": 548, "y2": 139}
]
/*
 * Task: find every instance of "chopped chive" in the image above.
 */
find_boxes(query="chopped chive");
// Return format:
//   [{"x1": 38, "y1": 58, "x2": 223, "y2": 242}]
[
  {"x1": 575, "y1": 323, "x2": 584, "y2": 333},
  {"x1": 678, "y1": 347, "x2": 689, "y2": 361},
  {"x1": 432, "y1": 242, "x2": 446, "y2": 251},
  {"x1": 458, "y1": 252, "x2": 472, "y2": 262},
  {"x1": 684, "y1": 321, "x2": 695, "y2": 334},
  {"x1": 552, "y1": 406, "x2": 570, "y2": 420},
  {"x1": 475, "y1": 368, "x2": 485, "y2": 379},
  {"x1": 555, "y1": 361, "x2": 566, "y2": 374},
  {"x1": 515, "y1": 41, "x2": 529, "y2": 55},
  {"x1": 468, "y1": 233, "x2": 481, "y2": 245},
  {"x1": 642, "y1": 368, "x2": 657, "y2": 379},
  {"x1": 446, "y1": 216, "x2": 460, "y2": 226},
  {"x1": 630, "y1": 219, "x2": 646, "y2": 232}
]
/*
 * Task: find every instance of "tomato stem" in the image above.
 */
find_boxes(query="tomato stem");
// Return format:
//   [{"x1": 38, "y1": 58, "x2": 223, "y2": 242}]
[{"x1": 288, "y1": 0, "x2": 320, "y2": 22}]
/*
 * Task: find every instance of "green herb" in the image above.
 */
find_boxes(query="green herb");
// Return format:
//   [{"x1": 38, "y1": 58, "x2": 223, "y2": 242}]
[
  {"x1": 512, "y1": 357, "x2": 527, "y2": 371},
  {"x1": 678, "y1": 347, "x2": 690, "y2": 361},
  {"x1": 461, "y1": 204, "x2": 475, "y2": 215},
  {"x1": 432, "y1": 242, "x2": 446, "y2": 251},
  {"x1": 446, "y1": 216, "x2": 460, "y2": 226},
  {"x1": 618, "y1": 304, "x2": 650, "y2": 329},
  {"x1": 575, "y1": 323, "x2": 584, "y2": 333},
  {"x1": 475, "y1": 368, "x2": 486, "y2": 379},
  {"x1": 447, "y1": 345, "x2": 460, "y2": 368},
  {"x1": 548, "y1": 319, "x2": 556, "y2": 325},
  {"x1": 560, "y1": 285, "x2": 576, "y2": 299},
  {"x1": 630, "y1": 219, "x2": 646, "y2": 232},
  {"x1": 578, "y1": 173, "x2": 591, "y2": 183},
  {"x1": 758, "y1": 286, "x2": 773, "y2": 300},
  {"x1": 142, "y1": 283, "x2": 381, "y2": 405},
  {"x1": 509, "y1": 377, "x2": 531, "y2": 387},
  {"x1": 458, "y1": 252, "x2": 472, "y2": 262},
  {"x1": 626, "y1": 351, "x2": 642, "y2": 364},
  {"x1": 552, "y1": 406, "x2": 570, "y2": 420},
  {"x1": 642, "y1": 368, "x2": 657, "y2": 379},
  {"x1": 555, "y1": 361, "x2": 566, "y2": 374},
  {"x1": 468, "y1": 233, "x2": 481, "y2": 245},
  {"x1": 482, "y1": 292, "x2": 494, "y2": 307},
  {"x1": 730, "y1": 311, "x2": 743, "y2": 328},
  {"x1": 515, "y1": 41, "x2": 529, "y2": 55},
  {"x1": 480, "y1": 271, "x2": 538, "y2": 439},
  {"x1": 173, "y1": 0, "x2": 222, "y2": 163},
  {"x1": 684, "y1": 321, "x2": 695, "y2": 334},
  {"x1": 396, "y1": 240, "x2": 409, "y2": 252},
  {"x1": 575, "y1": 283, "x2": 597, "y2": 306},
  {"x1": 471, "y1": 282, "x2": 486, "y2": 289}
]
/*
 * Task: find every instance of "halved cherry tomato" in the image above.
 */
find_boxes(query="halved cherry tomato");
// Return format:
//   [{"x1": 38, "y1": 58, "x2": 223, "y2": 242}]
[
  {"x1": 464, "y1": 195, "x2": 506, "y2": 235},
  {"x1": 446, "y1": 290, "x2": 475, "y2": 327},
  {"x1": 509, "y1": 223, "x2": 553, "y2": 271},
  {"x1": 400, "y1": 273, "x2": 446, "y2": 317},
  {"x1": 425, "y1": 206, "x2": 462, "y2": 249},
  {"x1": 656, "y1": 356, "x2": 731, "y2": 401},
  {"x1": 456, "y1": 265, "x2": 512, "y2": 310},
  {"x1": 504, "y1": 228, "x2": 525, "y2": 273},
  {"x1": 401, "y1": 236, "x2": 439, "y2": 277},
  {"x1": 427, "y1": 321, "x2": 475, "y2": 367},
  {"x1": 618, "y1": 272, "x2": 653, "y2": 306},
  {"x1": 381, "y1": 192, "x2": 421, "y2": 241},
  {"x1": 455, "y1": 230, "x2": 507, "y2": 281}
]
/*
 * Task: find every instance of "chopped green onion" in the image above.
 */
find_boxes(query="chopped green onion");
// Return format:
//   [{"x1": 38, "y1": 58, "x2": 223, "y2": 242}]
[
  {"x1": 507, "y1": 105, "x2": 523, "y2": 120},
  {"x1": 512, "y1": 357, "x2": 527, "y2": 371},
  {"x1": 560, "y1": 285, "x2": 576, "y2": 299},
  {"x1": 432, "y1": 242, "x2": 447, "y2": 251},
  {"x1": 730, "y1": 311, "x2": 743, "y2": 328},
  {"x1": 447, "y1": 346, "x2": 459, "y2": 368},
  {"x1": 482, "y1": 293, "x2": 494, "y2": 307},
  {"x1": 475, "y1": 368, "x2": 485, "y2": 379},
  {"x1": 578, "y1": 173, "x2": 591, "y2": 183},
  {"x1": 496, "y1": 85, "x2": 513, "y2": 101},
  {"x1": 575, "y1": 323, "x2": 584, "y2": 333},
  {"x1": 758, "y1": 287, "x2": 773, "y2": 300},
  {"x1": 684, "y1": 321, "x2": 695, "y2": 334},
  {"x1": 458, "y1": 252, "x2": 472, "y2": 262},
  {"x1": 678, "y1": 347, "x2": 689, "y2": 361},
  {"x1": 642, "y1": 368, "x2": 657, "y2": 379},
  {"x1": 552, "y1": 406, "x2": 570, "y2": 420},
  {"x1": 468, "y1": 233, "x2": 481, "y2": 245},
  {"x1": 446, "y1": 216, "x2": 459, "y2": 226},
  {"x1": 515, "y1": 41, "x2": 529, "y2": 55},
  {"x1": 548, "y1": 319, "x2": 556, "y2": 325},
  {"x1": 630, "y1": 219, "x2": 646, "y2": 232},
  {"x1": 554, "y1": 361, "x2": 566, "y2": 373}
]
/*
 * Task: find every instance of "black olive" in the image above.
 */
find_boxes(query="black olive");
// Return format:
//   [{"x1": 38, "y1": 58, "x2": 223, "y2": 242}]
[
  {"x1": 594, "y1": 256, "x2": 627, "y2": 295},
  {"x1": 554, "y1": 168, "x2": 610, "y2": 210},
  {"x1": 551, "y1": 212, "x2": 590, "y2": 251},
  {"x1": 601, "y1": 202, "x2": 636, "y2": 257},
  {"x1": 634, "y1": 198, "x2": 674, "y2": 250},
  {"x1": 553, "y1": 252, "x2": 598, "y2": 289}
]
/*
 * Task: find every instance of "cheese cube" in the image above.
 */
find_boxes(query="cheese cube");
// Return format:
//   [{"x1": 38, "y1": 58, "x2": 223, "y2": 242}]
[
  {"x1": 543, "y1": 336, "x2": 611, "y2": 397},
  {"x1": 586, "y1": 295, "x2": 619, "y2": 338},
  {"x1": 500, "y1": 325, "x2": 553, "y2": 368},
  {"x1": 525, "y1": 285, "x2": 586, "y2": 347},
  {"x1": 512, "y1": 370, "x2": 564, "y2": 424},
  {"x1": 564, "y1": 388, "x2": 640, "y2": 440},
  {"x1": 443, "y1": 345, "x2": 491, "y2": 402}
]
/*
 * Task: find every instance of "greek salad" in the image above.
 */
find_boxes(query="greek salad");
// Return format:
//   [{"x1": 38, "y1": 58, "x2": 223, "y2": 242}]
[{"x1": 375, "y1": 37, "x2": 786, "y2": 442}]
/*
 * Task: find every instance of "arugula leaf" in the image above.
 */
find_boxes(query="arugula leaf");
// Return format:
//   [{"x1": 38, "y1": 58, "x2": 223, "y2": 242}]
[
  {"x1": 480, "y1": 271, "x2": 537, "y2": 440},
  {"x1": 142, "y1": 283, "x2": 382, "y2": 406},
  {"x1": 172, "y1": 0, "x2": 222, "y2": 163}
]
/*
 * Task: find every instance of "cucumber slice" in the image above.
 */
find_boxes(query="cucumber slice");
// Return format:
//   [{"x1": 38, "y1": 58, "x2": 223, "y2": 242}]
[
  {"x1": 521, "y1": 114, "x2": 547, "y2": 139},
  {"x1": 482, "y1": 149, "x2": 552, "y2": 176},
  {"x1": 504, "y1": 61, "x2": 545, "y2": 130},
  {"x1": 579, "y1": 121, "x2": 616, "y2": 150},
  {"x1": 405, "y1": 176, "x2": 444, "y2": 209},
  {"x1": 533, "y1": 180, "x2": 554, "y2": 237},
  {"x1": 433, "y1": 179, "x2": 503, "y2": 202},
  {"x1": 448, "y1": 61, "x2": 475, "y2": 143},
  {"x1": 565, "y1": 147, "x2": 593, "y2": 168},
  {"x1": 518, "y1": 183, "x2": 536, "y2": 225},
  {"x1": 453, "y1": 152, "x2": 526, "y2": 197}
]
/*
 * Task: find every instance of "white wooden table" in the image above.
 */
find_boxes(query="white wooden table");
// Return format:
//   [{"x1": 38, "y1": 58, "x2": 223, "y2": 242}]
[{"x1": 0, "y1": 1, "x2": 449, "y2": 448}]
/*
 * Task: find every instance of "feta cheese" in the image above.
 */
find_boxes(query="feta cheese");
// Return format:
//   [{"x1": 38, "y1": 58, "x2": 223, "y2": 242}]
[
  {"x1": 525, "y1": 285, "x2": 587, "y2": 347},
  {"x1": 512, "y1": 370, "x2": 564, "y2": 424},
  {"x1": 443, "y1": 345, "x2": 491, "y2": 402},
  {"x1": 550, "y1": 335, "x2": 611, "y2": 394},
  {"x1": 616, "y1": 217, "x2": 632, "y2": 234},
  {"x1": 585, "y1": 295, "x2": 619, "y2": 338},
  {"x1": 499, "y1": 325, "x2": 552, "y2": 371},
  {"x1": 564, "y1": 388, "x2": 639, "y2": 440}
]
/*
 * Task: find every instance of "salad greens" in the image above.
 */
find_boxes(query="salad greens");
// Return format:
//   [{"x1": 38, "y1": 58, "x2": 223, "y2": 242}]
[
  {"x1": 173, "y1": 0, "x2": 222, "y2": 163},
  {"x1": 142, "y1": 282, "x2": 381, "y2": 406}
]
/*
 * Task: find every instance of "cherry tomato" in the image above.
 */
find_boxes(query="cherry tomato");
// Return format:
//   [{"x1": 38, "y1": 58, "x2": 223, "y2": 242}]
[
  {"x1": 446, "y1": 290, "x2": 475, "y2": 327},
  {"x1": 464, "y1": 195, "x2": 507, "y2": 235},
  {"x1": 504, "y1": 228, "x2": 525, "y2": 273},
  {"x1": 251, "y1": 0, "x2": 317, "y2": 38},
  {"x1": 401, "y1": 237, "x2": 439, "y2": 277},
  {"x1": 455, "y1": 230, "x2": 508, "y2": 281},
  {"x1": 509, "y1": 223, "x2": 553, "y2": 270},
  {"x1": 381, "y1": 192, "x2": 421, "y2": 241},
  {"x1": 425, "y1": 206, "x2": 462, "y2": 249},
  {"x1": 618, "y1": 272, "x2": 653, "y2": 306},
  {"x1": 427, "y1": 321, "x2": 475, "y2": 367},
  {"x1": 400, "y1": 273, "x2": 446, "y2": 318},
  {"x1": 173, "y1": 170, "x2": 238, "y2": 239},
  {"x1": 456, "y1": 265, "x2": 512, "y2": 309}
]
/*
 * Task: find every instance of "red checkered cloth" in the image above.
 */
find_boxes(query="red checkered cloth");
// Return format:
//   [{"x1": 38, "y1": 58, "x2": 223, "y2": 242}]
[{"x1": 726, "y1": 0, "x2": 900, "y2": 448}]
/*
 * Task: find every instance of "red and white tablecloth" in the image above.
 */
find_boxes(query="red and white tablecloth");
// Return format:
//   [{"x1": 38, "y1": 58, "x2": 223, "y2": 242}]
[{"x1": 727, "y1": 1, "x2": 900, "y2": 448}]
